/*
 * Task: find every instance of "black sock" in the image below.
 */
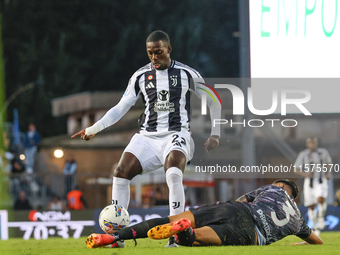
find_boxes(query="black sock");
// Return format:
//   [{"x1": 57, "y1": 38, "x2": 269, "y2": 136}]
[
  {"x1": 146, "y1": 217, "x2": 170, "y2": 228},
  {"x1": 114, "y1": 217, "x2": 170, "y2": 240}
]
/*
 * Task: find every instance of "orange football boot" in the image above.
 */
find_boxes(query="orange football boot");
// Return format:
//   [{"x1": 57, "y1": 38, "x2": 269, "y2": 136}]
[
  {"x1": 86, "y1": 233, "x2": 117, "y2": 248},
  {"x1": 147, "y1": 218, "x2": 191, "y2": 240}
]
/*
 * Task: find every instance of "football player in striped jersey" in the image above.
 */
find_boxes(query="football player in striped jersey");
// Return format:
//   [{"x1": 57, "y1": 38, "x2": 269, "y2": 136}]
[
  {"x1": 294, "y1": 137, "x2": 332, "y2": 236},
  {"x1": 72, "y1": 30, "x2": 221, "y2": 247}
]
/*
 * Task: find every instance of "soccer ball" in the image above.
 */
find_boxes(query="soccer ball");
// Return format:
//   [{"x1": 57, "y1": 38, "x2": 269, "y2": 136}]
[{"x1": 99, "y1": 204, "x2": 130, "y2": 234}]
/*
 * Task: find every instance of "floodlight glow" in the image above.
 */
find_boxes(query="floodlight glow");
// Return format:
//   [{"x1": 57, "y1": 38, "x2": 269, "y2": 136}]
[{"x1": 54, "y1": 149, "x2": 64, "y2": 158}]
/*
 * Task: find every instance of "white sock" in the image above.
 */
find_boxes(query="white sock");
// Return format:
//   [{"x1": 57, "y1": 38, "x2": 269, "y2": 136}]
[
  {"x1": 318, "y1": 202, "x2": 327, "y2": 219},
  {"x1": 308, "y1": 208, "x2": 318, "y2": 229},
  {"x1": 112, "y1": 177, "x2": 130, "y2": 209},
  {"x1": 166, "y1": 167, "x2": 185, "y2": 216}
]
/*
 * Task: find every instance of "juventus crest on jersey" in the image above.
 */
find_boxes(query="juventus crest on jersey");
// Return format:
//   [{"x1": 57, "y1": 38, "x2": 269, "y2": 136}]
[{"x1": 121, "y1": 60, "x2": 220, "y2": 136}]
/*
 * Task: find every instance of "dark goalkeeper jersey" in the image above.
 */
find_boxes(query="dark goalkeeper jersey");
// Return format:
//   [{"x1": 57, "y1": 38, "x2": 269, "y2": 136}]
[{"x1": 241, "y1": 184, "x2": 311, "y2": 245}]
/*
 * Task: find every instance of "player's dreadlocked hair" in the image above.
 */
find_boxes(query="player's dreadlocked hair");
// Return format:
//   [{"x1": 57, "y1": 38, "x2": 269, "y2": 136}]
[
  {"x1": 273, "y1": 179, "x2": 299, "y2": 199},
  {"x1": 146, "y1": 30, "x2": 171, "y2": 45}
]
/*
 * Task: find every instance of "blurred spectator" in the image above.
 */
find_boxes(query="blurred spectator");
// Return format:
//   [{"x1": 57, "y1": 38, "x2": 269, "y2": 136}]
[
  {"x1": 24, "y1": 123, "x2": 41, "y2": 174},
  {"x1": 9, "y1": 155, "x2": 27, "y2": 199},
  {"x1": 154, "y1": 186, "x2": 169, "y2": 206},
  {"x1": 129, "y1": 190, "x2": 139, "y2": 208},
  {"x1": 142, "y1": 196, "x2": 151, "y2": 209},
  {"x1": 63, "y1": 156, "x2": 77, "y2": 196},
  {"x1": 67, "y1": 187, "x2": 87, "y2": 210},
  {"x1": 11, "y1": 156, "x2": 25, "y2": 174},
  {"x1": 14, "y1": 190, "x2": 32, "y2": 210},
  {"x1": 47, "y1": 195, "x2": 67, "y2": 211}
]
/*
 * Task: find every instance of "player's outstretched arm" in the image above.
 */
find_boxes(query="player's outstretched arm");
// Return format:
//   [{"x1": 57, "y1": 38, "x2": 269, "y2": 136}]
[
  {"x1": 71, "y1": 95, "x2": 134, "y2": 141},
  {"x1": 290, "y1": 230, "x2": 323, "y2": 245},
  {"x1": 204, "y1": 135, "x2": 220, "y2": 152}
]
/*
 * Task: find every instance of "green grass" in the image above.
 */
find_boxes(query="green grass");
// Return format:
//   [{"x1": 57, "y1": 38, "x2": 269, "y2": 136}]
[{"x1": 1, "y1": 232, "x2": 340, "y2": 255}]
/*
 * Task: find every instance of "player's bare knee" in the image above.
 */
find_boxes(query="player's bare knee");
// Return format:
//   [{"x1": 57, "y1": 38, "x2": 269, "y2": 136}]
[
  {"x1": 165, "y1": 151, "x2": 186, "y2": 170},
  {"x1": 113, "y1": 166, "x2": 130, "y2": 179},
  {"x1": 114, "y1": 164, "x2": 141, "y2": 180}
]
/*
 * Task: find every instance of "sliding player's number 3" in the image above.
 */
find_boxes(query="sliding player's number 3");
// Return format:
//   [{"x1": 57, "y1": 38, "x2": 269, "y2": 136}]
[{"x1": 271, "y1": 201, "x2": 296, "y2": 227}]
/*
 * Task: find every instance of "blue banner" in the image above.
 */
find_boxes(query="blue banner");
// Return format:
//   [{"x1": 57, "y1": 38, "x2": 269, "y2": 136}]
[
  {"x1": 12, "y1": 108, "x2": 20, "y2": 145},
  {"x1": 300, "y1": 206, "x2": 340, "y2": 231}
]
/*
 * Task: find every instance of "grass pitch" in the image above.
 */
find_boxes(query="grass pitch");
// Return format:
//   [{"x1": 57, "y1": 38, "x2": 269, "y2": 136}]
[{"x1": 1, "y1": 232, "x2": 339, "y2": 255}]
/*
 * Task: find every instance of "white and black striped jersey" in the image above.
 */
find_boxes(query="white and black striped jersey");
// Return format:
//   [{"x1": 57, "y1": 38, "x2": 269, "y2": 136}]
[
  {"x1": 118, "y1": 60, "x2": 221, "y2": 136},
  {"x1": 294, "y1": 148, "x2": 332, "y2": 180},
  {"x1": 87, "y1": 60, "x2": 221, "y2": 137}
]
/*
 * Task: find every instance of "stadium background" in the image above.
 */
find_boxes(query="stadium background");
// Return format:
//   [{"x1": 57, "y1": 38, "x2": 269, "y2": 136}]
[{"x1": 1, "y1": 0, "x2": 340, "y2": 241}]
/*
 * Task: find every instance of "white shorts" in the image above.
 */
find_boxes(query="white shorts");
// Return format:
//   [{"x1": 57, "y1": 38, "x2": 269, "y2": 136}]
[
  {"x1": 303, "y1": 178, "x2": 328, "y2": 206},
  {"x1": 124, "y1": 131, "x2": 194, "y2": 174}
]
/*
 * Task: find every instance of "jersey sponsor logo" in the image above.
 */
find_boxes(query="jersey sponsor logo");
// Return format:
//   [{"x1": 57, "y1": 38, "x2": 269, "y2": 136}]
[
  {"x1": 154, "y1": 102, "x2": 175, "y2": 112},
  {"x1": 148, "y1": 75, "x2": 153, "y2": 80},
  {"x1": 154, "y1": 90, "x2": 175, "y2": 112},
  {"x1": 257, "y1": 209, "x2": 272, "y2": 238},
  {"x1": 158, "y1": 90, "x2": 169, "y2": 101},
  {"x1": 170, "y1": 75, "x2": 178, "y2": 87},
  {"x1": 172, "y1": 202, "x2": 180, "y2": 209},
  {"x1": 146, "y1": 82, "x2": 155, "y2": 89}
]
